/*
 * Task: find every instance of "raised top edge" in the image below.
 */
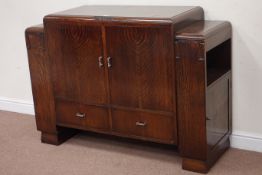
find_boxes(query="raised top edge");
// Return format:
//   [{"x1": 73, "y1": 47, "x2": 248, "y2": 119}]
[
  {"x1": 44, "y1": 5, "x2": 201, "y2": 22},
  {"x1": 176, "y1": 20, "x2": 232, "y2": 40},
  {"x1": 25, "y1": 24, "x2": 44, "y2": 34}
]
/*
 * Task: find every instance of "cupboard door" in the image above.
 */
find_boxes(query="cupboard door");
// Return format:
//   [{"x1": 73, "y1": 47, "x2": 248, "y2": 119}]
[
  {"x1": 105, "y1": 26, "x2": 174, "y2": 112},
  {"x1": 45, "y1": 22, "x2": 107, "y2": 105},
  {"x1": 206, "y1": 77, "x2": 230, "y2": 149}
]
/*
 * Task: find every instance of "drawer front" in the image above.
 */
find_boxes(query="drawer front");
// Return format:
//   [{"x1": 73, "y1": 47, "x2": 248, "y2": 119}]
[
  {"x1": 112, "y1": 109, "x2": 175, "y2": 143},
  {"x1": 56, "y1": 100, "x2": 109, "y2": 130}
]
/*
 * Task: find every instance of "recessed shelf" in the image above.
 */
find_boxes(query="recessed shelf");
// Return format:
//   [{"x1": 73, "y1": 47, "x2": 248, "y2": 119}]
[{"x1": 206, "y1": 39, "x2": 231, "y2": 86}]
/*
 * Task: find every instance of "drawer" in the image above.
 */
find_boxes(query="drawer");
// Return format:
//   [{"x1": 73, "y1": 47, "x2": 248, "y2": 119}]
[
  {"x1": 56, "y1": 100, "x2": 109, "y2": 130},
  {"x1": 112, "y1": 109, "x2": 175, "y2": 142}
]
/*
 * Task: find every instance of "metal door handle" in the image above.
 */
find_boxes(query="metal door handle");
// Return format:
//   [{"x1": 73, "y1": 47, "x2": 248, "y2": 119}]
[
  {"x1": 107, "y1": 57, "x2": 112, "y2": 68},
  {"x1": 98, "y1": 56, "x2": 103, "y2": 67},
  {"x1": 135, "y1": 121, "x2": 147, "y2": 127},
  {"x1": 76, "y1": 112, "x2": 85, "y2": 118}
]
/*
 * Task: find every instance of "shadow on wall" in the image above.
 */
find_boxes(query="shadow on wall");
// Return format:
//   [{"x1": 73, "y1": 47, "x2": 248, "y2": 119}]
[{"x1": 232, "y1": 28, "x2": 262, "y2": 136}]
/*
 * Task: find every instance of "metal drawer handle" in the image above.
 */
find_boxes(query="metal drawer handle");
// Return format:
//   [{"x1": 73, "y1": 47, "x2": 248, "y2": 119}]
[
  {"x1": 135, "y1": 121, "x2": 147, "y2": 127},
  {"x1": 107, "y1": 57, "x2": 112, "y2": 68},
  {"x1": 98, "y1": 56, "x2": 103, "y2": 67},
  {"x1": 76, "y1": 112, "x2": 85, "y2": 118}
]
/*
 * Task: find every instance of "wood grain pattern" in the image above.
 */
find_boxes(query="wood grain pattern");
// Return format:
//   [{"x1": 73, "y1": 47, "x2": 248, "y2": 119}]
[
  {"x1": 25, "y1": 25, "x2": 55, "y2": 133},
  {"x1": 112, "y1": 109, "x2": 175, "y2": 143},
  {"x1": 25, "y1": 25, "x2": 77, "y2": 145},
  {"x1": 45, "y1": 21, "x2": 107, "y2": 105},
  {"x1": 106, "y1": 25, "x2": 174, "y2": 112},
  {"x1": 56, "y1": 99, "x2": 109, "y2": 130},
  {"x1": 176, "y1": 40, "x2": 207, "y2": 160}
]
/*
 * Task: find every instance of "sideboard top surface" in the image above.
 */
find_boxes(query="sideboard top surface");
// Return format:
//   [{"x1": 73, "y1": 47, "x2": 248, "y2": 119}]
[
  {"x1": 176, "y1": 21, "x2": 231, "y2": 39},
  {"x1": 45, "y1": 5, "x2": 203, "y2": 22}
]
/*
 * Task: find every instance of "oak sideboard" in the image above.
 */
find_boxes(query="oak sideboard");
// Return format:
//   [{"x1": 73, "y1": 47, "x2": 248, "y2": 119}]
[{"x1": 25, "y1": 6, "x2": 232, "y2": 173}]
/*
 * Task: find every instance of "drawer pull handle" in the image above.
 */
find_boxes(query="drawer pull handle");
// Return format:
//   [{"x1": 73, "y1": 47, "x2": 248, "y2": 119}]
[
  {"x1": 76, "y1": 112, "x2": 85, "y2": 118},
  {"x1": 98, "y1": 56, "x2": 103, "y2": 67},
  {"x1": 136, "y1": 121, "x2": 147, "y2": 127}
]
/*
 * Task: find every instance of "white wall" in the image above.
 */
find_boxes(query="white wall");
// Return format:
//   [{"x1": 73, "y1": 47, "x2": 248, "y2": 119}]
[{"x1": 0, "y1": 0, "x2": 262, "y2": 152}]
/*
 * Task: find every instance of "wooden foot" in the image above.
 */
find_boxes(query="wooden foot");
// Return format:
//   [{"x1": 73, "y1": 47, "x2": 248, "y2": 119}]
[
  {"x1": 182, "y1": 158, "x2": 209, "y2": 173},
  {"x1": 182, "y1": 137, "x2": 230, "y2": 173},
  {"x1": 41, "y1": 127, "x2": 78, "y2": 145}
]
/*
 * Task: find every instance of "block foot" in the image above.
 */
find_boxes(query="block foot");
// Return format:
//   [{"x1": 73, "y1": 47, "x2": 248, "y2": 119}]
[
  {"x1": 182, "y1": 137, "x2": 230, "y2": 173},
  {"x1": 41, "y1": 127, "x2": 78, "y2": 145}
]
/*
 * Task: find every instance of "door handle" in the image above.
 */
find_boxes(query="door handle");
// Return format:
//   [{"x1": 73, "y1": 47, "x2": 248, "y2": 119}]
[
  {"x1": 98, "y1": 56, "x2": 103, "y2": 68},
  {"x1": 107, "y1": 57, "x2": 112, "y2": 68}
]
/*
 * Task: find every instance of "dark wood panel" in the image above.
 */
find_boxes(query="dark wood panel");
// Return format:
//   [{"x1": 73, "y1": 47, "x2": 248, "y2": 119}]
[
  {"x1": 206, "y1": 77, "x2": 229, "y2": 148},
  {"x1": 45, "y1": 21, "x2": 107, "y2": 105},
  {"x1": 112, "y1": 109, "x2": 175, "y2": 143},
  {"x1": 176, "y1": 40, "x2": 207, "y2": 160},
  {"x1": 25, "y1": 25, "x2": 56, "y2": 133},
  {"x1": 106, "y1": 26, "x2": 174, "y2": 112},
  {"x1": 56, "y1": 99, "x2": 109, "y2": 130},
  {"x1": 26, "y1": 25, "x2": 77, "y2": 145}
]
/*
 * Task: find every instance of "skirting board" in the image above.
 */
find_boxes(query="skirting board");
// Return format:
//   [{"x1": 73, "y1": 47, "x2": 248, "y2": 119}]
[
  {"x1": 0, "y1": 97, "x2": 34, "y2": 115},
  {"x1": 0, "y1": 96, "x2": 261, "y2": 153},
  {"x1": 230, "y1": 132, "x2": 262, "y2": 153}
]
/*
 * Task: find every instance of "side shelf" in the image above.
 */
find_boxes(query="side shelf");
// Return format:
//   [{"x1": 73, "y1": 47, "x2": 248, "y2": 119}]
[{"x1": 175, "y1": 21, "x2": 232, "y2": 173}]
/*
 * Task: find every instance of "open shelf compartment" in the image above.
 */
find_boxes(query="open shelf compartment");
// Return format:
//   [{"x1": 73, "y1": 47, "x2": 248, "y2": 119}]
[{"x1": 206, "y1": 39, "x2": 231, "y2": 87}]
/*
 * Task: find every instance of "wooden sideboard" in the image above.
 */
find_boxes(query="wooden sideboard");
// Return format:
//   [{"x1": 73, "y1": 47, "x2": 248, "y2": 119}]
[{"x1": 25, "y1": 6, "x2": 232, "y2": 173}]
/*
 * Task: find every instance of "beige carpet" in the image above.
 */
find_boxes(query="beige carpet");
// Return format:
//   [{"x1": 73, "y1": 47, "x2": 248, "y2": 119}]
[{"x1": 0, "y1": 110, "x2": 262, "y2": 175}]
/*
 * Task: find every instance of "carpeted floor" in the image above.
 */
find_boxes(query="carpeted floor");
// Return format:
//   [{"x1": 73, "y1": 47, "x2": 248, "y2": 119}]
[{"x1": 0, "y1": 110, "x2": 262, "y2": 175}]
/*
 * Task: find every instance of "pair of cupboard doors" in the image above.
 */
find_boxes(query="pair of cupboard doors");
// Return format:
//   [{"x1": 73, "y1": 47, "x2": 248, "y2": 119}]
[{"x1": 45, "y1": 18, "x2": 177, "y2": 144}]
